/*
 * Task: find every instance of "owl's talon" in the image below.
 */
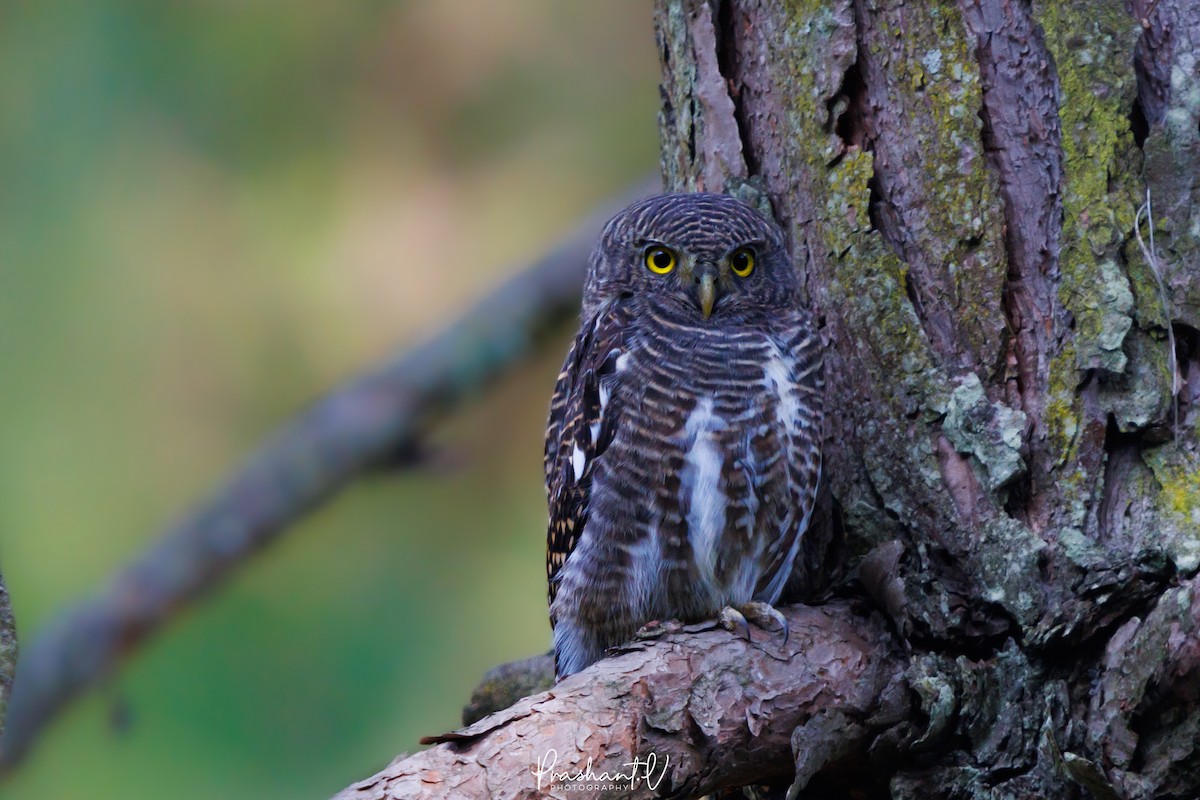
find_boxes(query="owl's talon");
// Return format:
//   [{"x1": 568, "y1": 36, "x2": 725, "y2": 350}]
[
  {"x1": 720, "y1": 602, "x2": 788, "y2": 645},
  {"x1": 719, "y1": 606, "x2": 753, "y2": 641},
  {"x1": 739, "y1": 601, "x2": 790, "y2": 645}
]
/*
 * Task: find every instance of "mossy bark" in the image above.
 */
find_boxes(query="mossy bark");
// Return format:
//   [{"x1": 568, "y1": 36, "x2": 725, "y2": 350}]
[{"x1": 655, "y1": 0, "x2": 1200, "y2": 797}]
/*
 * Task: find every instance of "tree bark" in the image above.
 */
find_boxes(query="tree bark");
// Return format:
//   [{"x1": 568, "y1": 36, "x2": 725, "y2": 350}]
[{"x1": 337, "y1": 0, "x2": 1200, "y2": 797}]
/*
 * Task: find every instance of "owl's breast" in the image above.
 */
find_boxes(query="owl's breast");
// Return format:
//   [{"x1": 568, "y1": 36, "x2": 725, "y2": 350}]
[{"x1": 607, "y1": 317, "x2": 810, "y2": 610}]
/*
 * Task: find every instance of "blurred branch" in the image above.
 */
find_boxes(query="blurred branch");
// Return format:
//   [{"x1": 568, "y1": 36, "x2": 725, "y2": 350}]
[
  {"x1": 0, "y1": 178, "x2": 659, "y2": 771},
  {"x1": 461, "y1": 652, "x2": 554, "y2": 727},
  {"x1": 334, "y1": 603, "x2": 907, "y2": 800}
]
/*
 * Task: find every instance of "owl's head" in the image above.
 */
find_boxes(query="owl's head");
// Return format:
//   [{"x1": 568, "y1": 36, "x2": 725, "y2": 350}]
[{"x1": 583, "y1": 192, "x2": 796, "y2": 320}]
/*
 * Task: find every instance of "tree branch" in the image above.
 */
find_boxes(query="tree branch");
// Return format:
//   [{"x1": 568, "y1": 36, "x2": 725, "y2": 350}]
[
  {"x1": 0, "y1": 575, "x2": 16, "y2": 747},
  {"x1": 334, "y1": 603, "x2": 907, "y2": 800},
  {"x1": 461, "y1": 653, "x2": 555, "y2": 727},
  {"x1": 0, "y1": 179, "x2": 659, "y2": 771}
]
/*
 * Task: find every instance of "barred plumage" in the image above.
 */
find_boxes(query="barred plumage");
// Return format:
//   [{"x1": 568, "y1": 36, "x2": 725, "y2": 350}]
[{"x1": 545, "y1": 192, "x2": 823, "y2": 678}]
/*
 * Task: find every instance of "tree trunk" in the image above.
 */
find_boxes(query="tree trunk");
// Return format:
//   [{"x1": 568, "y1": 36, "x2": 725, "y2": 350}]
[{"x1": 657, "y1": 0, "x2": 1200, "y2": 796}]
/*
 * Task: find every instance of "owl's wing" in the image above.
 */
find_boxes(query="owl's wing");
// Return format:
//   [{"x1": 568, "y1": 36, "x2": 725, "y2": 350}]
[
  {"x1": 755, "y1": 322, "x2": 825, "y2": 600},
  {"x1": 544, "y1": 302, "x2": 630, "y2": 608}
]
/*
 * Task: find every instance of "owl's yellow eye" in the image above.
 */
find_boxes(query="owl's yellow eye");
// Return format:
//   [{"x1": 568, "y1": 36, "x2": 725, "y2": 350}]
[
  {"x1": 644, "y1": 246, "x2": 677, "y2": 274},
  {"x1": 730, "y1": 247, "x2": 755, "y2": 277}
]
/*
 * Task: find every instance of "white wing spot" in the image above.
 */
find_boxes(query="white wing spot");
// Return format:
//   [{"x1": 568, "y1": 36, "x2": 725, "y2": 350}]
[
  {"x1": 591, "y1": 382, "x2": 610, "y2": 443},
  {"x1": 571, "y1": 444, "x2": 587, "y2": 482}
]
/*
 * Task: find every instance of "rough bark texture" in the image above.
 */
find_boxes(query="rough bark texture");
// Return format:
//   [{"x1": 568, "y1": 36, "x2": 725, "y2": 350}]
[
  {"x1": 336, "y1": 604, "x2": 908, "y2": 800},
  {"x1": 655, "y1": 0, "x2": 1200, "y2": 797}
]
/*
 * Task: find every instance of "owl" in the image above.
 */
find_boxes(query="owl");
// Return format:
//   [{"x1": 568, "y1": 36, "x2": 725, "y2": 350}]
[{"x1": 544, "y1": 192, "x2": 823, "y2": 678}]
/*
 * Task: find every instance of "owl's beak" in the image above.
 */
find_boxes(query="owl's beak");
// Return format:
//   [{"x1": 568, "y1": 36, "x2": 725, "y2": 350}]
[{"x1": 694, "y1": 264, "x2": 718, "y2": 318}]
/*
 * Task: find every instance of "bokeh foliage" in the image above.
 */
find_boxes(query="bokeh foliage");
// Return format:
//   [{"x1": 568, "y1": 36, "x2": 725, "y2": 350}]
[{"x1": 0, "y1": 1, "x2": 658, "y2": 796}]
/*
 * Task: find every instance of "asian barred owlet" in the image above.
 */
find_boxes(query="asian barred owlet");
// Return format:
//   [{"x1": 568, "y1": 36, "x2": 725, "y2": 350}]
[{"x1": 544, "y1": 192, "x2": 823, "y2": 678}]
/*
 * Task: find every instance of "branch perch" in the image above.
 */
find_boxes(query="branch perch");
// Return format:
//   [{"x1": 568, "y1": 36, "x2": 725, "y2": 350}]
[
  {"x1": 0, "y1": 179, "x2": 659, "y2": 770},
  {"x1": 334, "y1": 602, "x2": 906, "y2": 800}
]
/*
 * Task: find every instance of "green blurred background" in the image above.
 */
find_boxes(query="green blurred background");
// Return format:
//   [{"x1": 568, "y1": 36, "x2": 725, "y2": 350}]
[{"x1": 0, "y1": 1, "x2": 659, "y2": 796}]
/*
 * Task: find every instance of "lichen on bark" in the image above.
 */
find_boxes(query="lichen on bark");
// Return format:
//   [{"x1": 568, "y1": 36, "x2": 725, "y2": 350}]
[
  {"x1": 1038, "y1": 0, "x2": 1142, "y2": 374},
  {"x1": 943, "y1": 373, "x2": 1028, "y2": 491}
]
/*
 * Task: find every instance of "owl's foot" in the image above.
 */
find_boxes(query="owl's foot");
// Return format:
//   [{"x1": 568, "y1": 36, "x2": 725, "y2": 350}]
[{"x1": 719, "y1": 601, "x2": 789, "y2": 645}]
